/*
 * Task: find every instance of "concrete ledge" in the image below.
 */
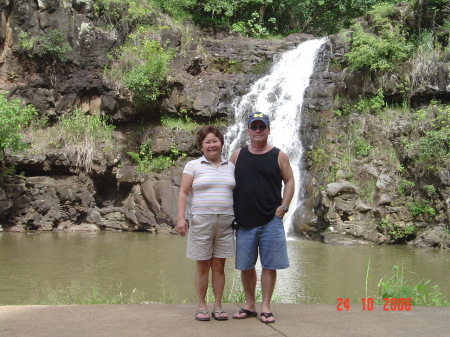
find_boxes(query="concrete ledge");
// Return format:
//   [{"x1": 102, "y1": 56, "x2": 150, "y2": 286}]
[{"x1": 0, "y1": 303, "x2": 449, "y2": 337}]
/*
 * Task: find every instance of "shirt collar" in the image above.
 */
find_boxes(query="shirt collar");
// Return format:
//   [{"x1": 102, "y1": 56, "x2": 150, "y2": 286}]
[{"x1": 200, "y1": 155, "x2": 228, "y2": 165}]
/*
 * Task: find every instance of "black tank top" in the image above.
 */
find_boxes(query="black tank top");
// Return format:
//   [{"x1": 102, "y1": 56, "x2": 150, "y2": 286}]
[{"x1": 233, "y1": 146, "x2": 282, "y2": 228}]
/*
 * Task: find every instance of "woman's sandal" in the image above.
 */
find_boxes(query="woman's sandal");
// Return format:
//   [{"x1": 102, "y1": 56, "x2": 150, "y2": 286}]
[
  {"x1": 195, "y1": 309, "x2": 210, "y2": 321},
  {"x1": 212, "y1": 309, "x2": 228, "y2": 321},
  {"x1": 232, "y1": 308, "x2": 258, "y2": 319},
  {"x1": 260, "y1": 312, "x2": 275, "y2": 324}
]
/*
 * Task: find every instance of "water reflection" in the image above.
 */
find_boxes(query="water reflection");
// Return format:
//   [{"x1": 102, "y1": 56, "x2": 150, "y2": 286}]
[
  {"x1": 276, "y1": 240, "x2": 449, "y2": 303},
  {"x1": 0, "y1": 232, "x2": 448, "y2": 305}
]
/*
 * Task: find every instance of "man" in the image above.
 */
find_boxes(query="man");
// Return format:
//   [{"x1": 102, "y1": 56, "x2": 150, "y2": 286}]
[{"x1": 229, "y1": 112, "x2": 295, "y2": 324}]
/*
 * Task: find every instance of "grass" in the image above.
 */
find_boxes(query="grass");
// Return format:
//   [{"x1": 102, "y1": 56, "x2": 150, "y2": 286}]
[
  {"x1": 359, "y1": 177, "x2": 376, "y2": 204},
  {"x1": 23, "y1": 109, "x2": 116, "y2": 172},
  {"x1": 30, "y1": 281, "x2": 145, "y2": 305},
  {"x1": 160, "y1": 115, "x2": 197, "y2": 130},
  {"x1": 375, "y1": 264, "x2": 449, "y2": 306}
]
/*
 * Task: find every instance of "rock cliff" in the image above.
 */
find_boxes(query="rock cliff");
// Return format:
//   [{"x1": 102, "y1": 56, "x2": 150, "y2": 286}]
[{"x1": 0, "y1": 1, "x2": 448, "y2": 248}]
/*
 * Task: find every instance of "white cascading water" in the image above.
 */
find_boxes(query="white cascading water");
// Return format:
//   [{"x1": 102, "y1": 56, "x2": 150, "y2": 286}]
[{"x1": 224, "y1": 38, "x2": 327, "y2": 236}]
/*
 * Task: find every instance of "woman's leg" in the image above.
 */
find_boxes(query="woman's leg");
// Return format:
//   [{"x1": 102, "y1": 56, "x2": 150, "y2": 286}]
[
  {"x1": 195, "y1": 259, "x2": 211, "y2": 319},
  {"x1": 211, "y1": 257, "x2": 227, "y2": 318}
]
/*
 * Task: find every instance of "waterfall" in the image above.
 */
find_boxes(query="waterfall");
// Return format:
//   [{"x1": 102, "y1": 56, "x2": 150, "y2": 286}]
[{"x1": 224, "y1": 38, "x2": 327, "y2": 236}]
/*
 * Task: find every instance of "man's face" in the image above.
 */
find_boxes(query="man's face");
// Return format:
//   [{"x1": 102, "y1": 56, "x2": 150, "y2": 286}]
[{"x1": 248, "y1": 121, "x2": 270, "y2": 142}]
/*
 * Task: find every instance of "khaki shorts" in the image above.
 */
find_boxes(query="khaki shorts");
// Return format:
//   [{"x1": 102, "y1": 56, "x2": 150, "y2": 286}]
[{"x1": 186, "y1": 213, "x2": 235, "y2": 260}]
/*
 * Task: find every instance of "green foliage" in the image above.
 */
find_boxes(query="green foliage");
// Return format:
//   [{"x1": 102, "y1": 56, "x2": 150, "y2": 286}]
[
  {"x1": 422, "y1": 184, "x2": 436, "y2": 196},
  {"x1": 0, "y1": 93, "x2": 37, "y2": 172},
  {"x1": 334, "y1": 89, "x2": 385, "y2": 116},
  {"x1": 169, "y1": 144, "x2": 186, "y2": 163},
  {"x1": 152, "y1": 0, "x2": 195, "y2": 20},
  {"x1": 310, "y1": 146, "x2": 329, "y2": 167},
  {"x1": 249, "y1": 59, "x2": 271, "y2": 75},
  {"x1": 16, "y1": 28, "x2": 72, "y2": 62},
  {"x1": 397, "y1": 179, "x2": 415, "y2": 195},
  {"x1": 231, "y1": 12, "x2": 271, "y2": 38},
  {"x1": 409, "y1": 30, "x2": 444, "y2": 91},
  {"x1": 127, "y1": 139, "x2": 154, "y2": 173},
  {"x1": 107, "y1": 37, "x2": 174, "y2": 105},
  {"x1": 379, "y1": 219, "x2": 416, "y2": 241},
  {"x1": 359, "y1": 177, "x2": 376, "y2": 204},
  {"x1": 346, "y1": 3, "x2": 412, "y2": 72},
  {"x1": 333, "y1": 104, "x2": 353, "y2": 117},
  {"x1": 185, "y1": 0, "x2": 403, "y2": 37},
  {"x1": 408, "y1": 200, "x2": 436, "y2": 220},
  {"x1": 58, "y1": 109, "x2": 115, "y2": 172},
  {"x1": 128, "y1": 140, "x2": 185, "y2": 174},
  {"x1": 376, "y1": 265, "x2": 449, "y2": 306},
  {"x1": 210, "y1": 58, "x2": 243, "y2": 73},
  {"x1": 356, "y1": 89, "x2": 385, "y2": 114},
  {"x1": 160, "y1": 114, "x2": 197, "y2": 130},
  {"x1": 353, "y1": 138, "x2": 372, "y2": 157},
  {"x1": 406, "y1": 103, "x2": 450, "y2": 168}
]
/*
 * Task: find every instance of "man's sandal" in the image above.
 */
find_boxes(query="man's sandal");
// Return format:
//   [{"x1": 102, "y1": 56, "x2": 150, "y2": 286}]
[
  {"x1": 195, "y1": 309, "x2": 210, "y2": 321},
  {"x1": 232, "y1": 308, "x2": 258, "y2": 319}
]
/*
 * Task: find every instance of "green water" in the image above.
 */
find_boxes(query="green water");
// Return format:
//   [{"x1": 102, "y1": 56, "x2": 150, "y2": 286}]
[{"x1": 0, "y1": 232, "x2": 448, "y2": 305}]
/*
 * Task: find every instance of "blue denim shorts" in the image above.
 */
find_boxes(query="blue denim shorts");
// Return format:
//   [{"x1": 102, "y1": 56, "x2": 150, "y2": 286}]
[{"x1": 235, "y1": 215, "x2": 289, "y2": 270}]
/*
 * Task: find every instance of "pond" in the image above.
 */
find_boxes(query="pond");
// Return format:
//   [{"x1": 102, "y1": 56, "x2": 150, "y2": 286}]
[{"x1": 0, "y1": 232, "x2": 448, "y2": 305}]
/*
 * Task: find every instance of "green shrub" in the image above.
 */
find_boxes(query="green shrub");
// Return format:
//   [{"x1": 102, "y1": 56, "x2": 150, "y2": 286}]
[
  {"x1": 231, "y1": 12, "x2": 272, "y2": 38},
  {"x1": 406, "y1": 103, "x2": 449, "y2": 168},
  {"x1": 408, "y1": 200, "x2": 436, "y2": 220},
  {"x1": 422, "y1": 184, "x2": 436, "y2": 196},
  {"x1": 128, "y1": 141, "x2": 184, "y2": 174},
  {"x1": 353, "y1": 138, "x2": 372, "y2": 157},
  {"x1": 0, "y1": 93, "x2": 37, "y2": 173},
  {"x1": 127, "y1": 140, "x2": 153, "y2": 173},
  {"x1": 16, "y1": 28, "x2": 72, "y2": 62},
  {"x1": 397, "y1": 179, "x2": 415, "y2": 195},
  {"x1": 124, "y1": 40, "x2": 173, "y2": 104},
  {"x1": 379, "y1": 219, "x2": 416, "y2": 241},
  {"x1": 346, "y1": 4, "x2": 412, "y2": 72},
  {"x1": 333, "y1": 89, "x2": 385, "y2": 116},
  {"x1": 310, "y1": 146, "x2": 329, "y2": 167},
  {"x1": 108, "y1": 38, "x2": 174, "y2": 105}
]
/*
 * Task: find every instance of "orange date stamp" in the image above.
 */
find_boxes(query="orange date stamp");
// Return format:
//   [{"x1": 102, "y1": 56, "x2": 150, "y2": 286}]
[{"x1": 336, "y1": 298, "x2": 412, "y2": 311}]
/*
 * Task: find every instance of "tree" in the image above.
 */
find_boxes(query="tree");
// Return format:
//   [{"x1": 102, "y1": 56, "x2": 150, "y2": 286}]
[
  {"x1": 0, "y1": 93, "x2": 36, "y2": 173},
  {"x1": 186, "y1": 0, "x2": 404, "y2": 36}
]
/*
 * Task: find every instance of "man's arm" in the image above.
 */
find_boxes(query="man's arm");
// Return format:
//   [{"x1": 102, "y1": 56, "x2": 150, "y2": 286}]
[{"x1": 276, "y1": 151, "x2": 295, "y2": 217}]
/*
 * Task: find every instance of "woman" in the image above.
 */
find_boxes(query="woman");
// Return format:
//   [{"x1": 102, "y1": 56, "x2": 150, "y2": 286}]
[{"x1": 176, "y1": 125, "x2": 235, "y2": 322}]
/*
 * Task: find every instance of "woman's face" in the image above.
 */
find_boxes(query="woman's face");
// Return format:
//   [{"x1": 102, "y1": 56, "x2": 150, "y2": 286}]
[{"x1": 201, "y1": 132, "x2": 223, "y2": 160}]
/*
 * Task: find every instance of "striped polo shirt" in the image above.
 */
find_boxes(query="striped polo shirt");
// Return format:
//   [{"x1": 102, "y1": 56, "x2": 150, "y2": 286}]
[{"x1": 183, "y1": 155, "x2": 235, "y2": 215}]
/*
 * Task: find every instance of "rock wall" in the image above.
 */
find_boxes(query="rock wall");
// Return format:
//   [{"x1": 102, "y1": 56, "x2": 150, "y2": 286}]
[
  {"x1": 0, "y1": 1, "x2": 448, "y2": 248},
  {"x1": 0, "y1": 0, "x2": 314, "y2": 235}
]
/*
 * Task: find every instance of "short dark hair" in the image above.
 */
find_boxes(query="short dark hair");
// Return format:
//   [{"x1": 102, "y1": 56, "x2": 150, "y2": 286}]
[{"x1": 196, "y1": 125, "x2": 224, "y2": 149}]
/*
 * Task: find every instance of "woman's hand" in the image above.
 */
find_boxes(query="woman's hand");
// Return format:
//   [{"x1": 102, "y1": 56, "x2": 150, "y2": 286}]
[{"x1": 176, "y1": 219, "x2": 188, "y2": 237}]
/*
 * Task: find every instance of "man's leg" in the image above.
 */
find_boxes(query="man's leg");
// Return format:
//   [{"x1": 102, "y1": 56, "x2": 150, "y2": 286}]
[
  {"x1": 261, "y1": 268, "x2": 276, "y2": 323},
  {"x1": 233, "y1": 268, "x2": 257, "y2": 318}
]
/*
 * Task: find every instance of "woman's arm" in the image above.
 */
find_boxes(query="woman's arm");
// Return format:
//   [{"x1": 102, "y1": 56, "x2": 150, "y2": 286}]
[{"x1": 176, "y1": 173, "x2": 194, "y2": 236}]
